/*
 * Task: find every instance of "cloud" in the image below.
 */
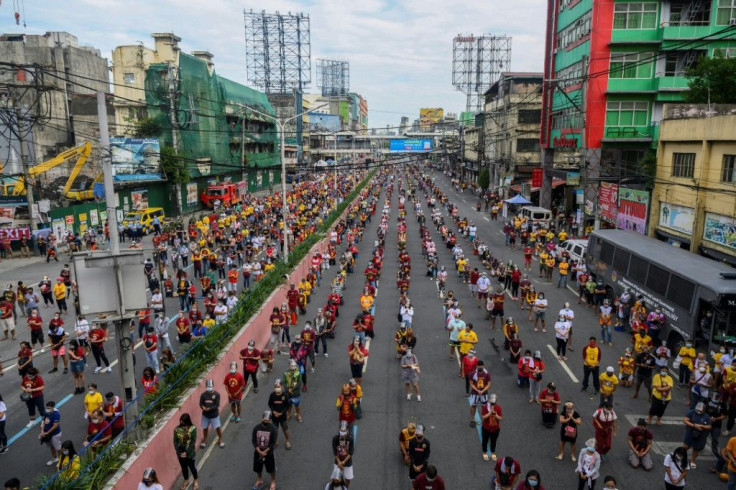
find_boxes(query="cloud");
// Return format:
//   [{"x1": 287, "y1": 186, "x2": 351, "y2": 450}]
[{"x1": 15, "y1": 0, "x2": 547, "y2": 128}]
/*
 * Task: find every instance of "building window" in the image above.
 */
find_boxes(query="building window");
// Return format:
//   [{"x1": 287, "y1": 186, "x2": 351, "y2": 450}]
[
  {"x1": 717, "y1": 0, "x2": 736, "y2": 25},
  {"x1": 722, "y1": 155, "x2": 736, "y2": 183},
  {"x1": 123, "y1": 73, "x2": 135, "y2": 84},
  {"x1": 556, "y1": 10, "x2": 592, "y2": 50},
  {"x1": 672, "y1": 152, "x2": 695, "y2": 178},
  {"x1": 613, "y1": 3, "x2": 658, "y2": 29},
  {"x1": 555, "y1": 60, "x2": 585, "y2": 88},
  {"x1": 552, "y1": 107, "x2": 583, "y2": 129},
  {"x1": 517, "y1": 138, "x2": 540, "y2": 153},
  {"x1": 610, "y1": 52, "x2": 653, "y2": 79},
  {"x1": 518, "y1": 109, "x2": 542, "y2": 124},
  {"x1": 605, "y1": 101, "x2": 649, "y2": 127}
]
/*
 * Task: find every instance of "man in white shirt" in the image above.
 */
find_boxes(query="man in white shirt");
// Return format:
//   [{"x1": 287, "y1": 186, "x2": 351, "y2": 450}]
[
  {"x1": 446, "y1": 312, "x2": 466, "y2": 360},
  {"x1": 150, "y1": 289, "x2": 164, "y2": 315},
  {"x1": 476, "y1": 273, "x2": 491, "y2": 309},
  {"x1": 559, "y1": 302, "x2": 575, "y2": 352}
]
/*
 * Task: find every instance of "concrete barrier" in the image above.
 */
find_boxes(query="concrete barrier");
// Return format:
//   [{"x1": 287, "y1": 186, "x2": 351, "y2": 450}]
[{"x1": 106, "y1": 190, "x2": 365, "y2": 489}]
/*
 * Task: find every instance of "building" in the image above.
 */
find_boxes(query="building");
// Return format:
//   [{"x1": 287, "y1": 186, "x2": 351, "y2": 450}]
[
  {"x1": 541, "y1": 0, "x2": 736, "y2": 219},
  {"x1": 648, "y1": 104, "x2": 736, "y2": 266},
  {"x1": 462, "y1": 124, "x2": 481, "y2": 182},
  {"x1": 0, "y1": 31, "x2": 110, "y2": 185},
  {"x1": 112, "y1": 33, "x2": 280, "y2": 214}
]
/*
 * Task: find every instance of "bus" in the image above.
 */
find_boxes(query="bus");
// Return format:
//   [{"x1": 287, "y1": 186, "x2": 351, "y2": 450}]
[{"x1": 586, "y1": 229, "x2": 736, "y2": 351}]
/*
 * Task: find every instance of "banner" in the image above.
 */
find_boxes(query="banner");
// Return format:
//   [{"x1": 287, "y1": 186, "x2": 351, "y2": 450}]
[
  {"x1": 531, "y1": 168, "x2": 543, "y2": 188},
  {"x1": 703, "y1": 213, "x2": 736, "y2": 251},
  {"x1": 186, "y1": 183, "x2": 198, "y2": 206},
  {"x1": 389, "y1": 139, "x2": 434, "y2": 152},
  {"x1": 659, "y1": 202, "x2": 695, "y2": 236},
  {"x1": 90, "y1": 209, "x2": 99, "y2": 227},
  {"x1": 130, "y1": 190, "x2": 149, "y2": 211},
  {"x1": 110, "y1": 138, "x2": 162, "y2": 182},
  {"x1": 598, "y1": 182, "x2": 618, "y2": 224},
  {"x1": 0, "y1": 227, "x2": 30, "y2": 240},
  {"x1": 616, "y1": 188, "x2": 649, "y2": 235}
]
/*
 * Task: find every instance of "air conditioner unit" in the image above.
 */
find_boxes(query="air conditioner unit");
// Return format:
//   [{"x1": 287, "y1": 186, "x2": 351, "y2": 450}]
[{"x1": 730, "y1": 18, "x2": 736, "y2": 26}]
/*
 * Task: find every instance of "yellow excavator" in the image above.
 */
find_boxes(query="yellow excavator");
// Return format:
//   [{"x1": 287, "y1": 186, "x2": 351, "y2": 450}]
[{"x1": 2, "y1": 141, "x2": 98, "y2": 201}]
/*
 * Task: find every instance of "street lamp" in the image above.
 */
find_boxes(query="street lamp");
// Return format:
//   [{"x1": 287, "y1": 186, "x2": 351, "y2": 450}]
[{"x1": 238, "y1": 103, "x2": 326, "y2": 262}]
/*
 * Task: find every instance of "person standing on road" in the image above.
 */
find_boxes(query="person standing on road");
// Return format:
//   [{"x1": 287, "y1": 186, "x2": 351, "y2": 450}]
[
  {"x1": 240, "y1": 339, "x2": 260, "y2": 393},
  {"x1": 599, "y1": 366, "x2": 619, "y2": 406},
  {"x1": 0, "y1": 295, "x2": 15, "y2": 341},
  {"x1": 682, "y1": 401, "x2": 711, "y2": 469},
  {"x1": 408, "y1": 424, "x2": 431, "y2": 483},
  {"x1": 252, "y1": 410, "x2": 278, "y2": 490},
  {"x1": 198, "y1": 379, "x2": 224, "y2": 449},
  {"x1": 47, "y1": 313, "x2": 69, "y2": 374},
  {"x1": 663, "y1": 446, "x2": 689, "y2": 489},
  {"x1": 592, "y1": 402, "x2": 617, "y2": 461},
  {"x1": 27, "y1": 308, "x2": 44, "y2": 352},
  {"x1": 88, "y1": 322, "x2": 112, "y2": 373},
  {"x1": 599, "y1": 300, "x2": 613, "y2": 347},
  {"x1": 458, "y1": 323, "x2": 478, "y2": 376},
  {"x1": 21, "y1": 366, "x2": 45, "y2": 426},
  {"x1": 575, "y1": 439, "x2": 601, "y2": 490},
  {"x1": 677, "y1": 340, "x2": 697, "y2": 388},
  {"x1": 268, "y1": 380, "x2": 291, "y2": 450},
  {"x1": 557, "y1": 401, "x2": 582, "y2": 461},
  {"x1": 348, "y1": 336, "x2": 369, "y2": 386},
  {"x1": 332, "y1": 420, "x2": 355, "y2": 488},
  {"x1": 632, "y1": 345, "x2": 656, "y2": 399},
  {"x1": 142, "y1": 326, "x2": 159, "y2": 373},
  {"x1": 40, "y1": 400, "x2": 62, "y2": 466},
  {"x1": 559, "y1": 302, "x2": 576, "y2": 352},
  {"x1": 470, "y1": 361, "x2": 491, "y2": 427},
  {"x1": 174, "y1": 413, "x2": 199, "y2": 490},
  {"x1": 462, "y1": 349, "x2": 479, "y2": 397},
  {"x1": 554, "y1": 315, "x2": 571, "y2": 361},
  {"x1": 528, "y1": 351, "x2": 546, "y2": 403},
  {"x1": 532, "y1": 292, "x2": 547, "y2": 333},
  {"x1": 539, "y1": 382, "x2": 560, "y2": 428},
  {"x1": 401, "y1": 348, "x2": 422, "y2": 402},
  {"x1": 67, "y1": 339, "x2": 86, "y2": 394},
  {"x1": 284, "y1": 360, "x2": 304, "y2": 422},
  {"x1": 648, "y1": 367, "x2": 674, "y2": 425},
  {"x1": 224, "y1": 361, "x2": 245, "y2": 423},
  {"x1": 446, "y1": 311, "x2": 465, "y2": 360},
  {"x1": 581, "y1": 337, "x2": 601, "y2": 395},
  {"x1": 481, "y1": 393, "x2": 503, "y2": 461},
  {"x1": 0, "y1": 394, "x2": 6, "y2": 454},
  {"x1": 705, "y1": 391, "x2": 727, "y2": 465}
]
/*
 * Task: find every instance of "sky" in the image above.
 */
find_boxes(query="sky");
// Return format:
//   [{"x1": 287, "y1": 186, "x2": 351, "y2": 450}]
[{"x1": 2, "y1": 0, "x2": 547, "y2": 130}]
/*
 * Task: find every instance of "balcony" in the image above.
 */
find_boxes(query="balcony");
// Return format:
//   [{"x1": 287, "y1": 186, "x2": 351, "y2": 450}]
[{"x1": 601, "y1": 125, "x2": 654, "y2": 143}]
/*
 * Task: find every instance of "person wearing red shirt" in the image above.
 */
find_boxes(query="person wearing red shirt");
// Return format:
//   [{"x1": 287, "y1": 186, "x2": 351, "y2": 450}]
[
  {"x1": 239, "y1": 340, "x2": 261, "y2": 393},
  {"x1": 136, "y1": 308, "x2": 151, "y2": 340},
  {"x1": 462, "y1": 350, "x2": 479, "y2": 397},
  {"x1": 227, "y1": 265, "x2": 238, "y2": 292},
  {"x1": 300, "y1": 323, "x2": 316, "y2": 372},
  {"x1": 481, "y1": 394, "x2": 503, "y2": 461},
  {"x1": 83, "y1": 408, "x2": 112, "y2": 455},
  {"x1": 510, "y1": 268, "x2": 522, "y2": 300},
  {"x1": 470, "y1": 361, "x2": 492, "y2": 427},
  {"x1": 523, "y1": 246, "x2": 534, "y2": 271},
  {"x1": 188, "y1": 304, "x2": 203, "y2": 325},
  {"x1": 102, "y1": 392, "x2": 125, "y2": 438},
  {"x1": 348, "y1": 337, "x2": 369, "y2": 385},
  {"x1": 286, "y1": 284, "x2": 299, "y2": 325},
  {"x1": 176, "y1": 311, "x2": 191, "y2": 344},
  {"x1": 27, "y1": 309, "x2": 44, "y2": 351},
  {"x1": 539, "y1": 382, "x2": 561, "y2": 428},
  {"x1": 489, "y1": 289, "x2": 505, "y2": 330},
  {"x1": 20, "y1": 367, "x2": 45, "y2": 425},
  {"x1": 224, "y1": 361, "x2": 245, "y2": 422},
  {"x1": 412, "y1": 464, "x2": 445, "y2": 490},
  {"x1": 88, "y1": 323, "x2": 111, "y2": 373},
  {"x1": 469, "y1": 269, "x2": 480, "y2": 299},
  {"x1": 0, "y1": 297, "x2": 15, "y2": 341},
  {"x1": 494, "y1": 456, "x2": 521, "y2": 489}
]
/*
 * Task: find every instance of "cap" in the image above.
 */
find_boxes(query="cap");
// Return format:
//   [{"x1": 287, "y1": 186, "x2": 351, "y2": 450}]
[
  {"x1": 606, "y1": 366, "x2": 615, "y2": 373},
  {"x1": 534, "y1": 350, "x2": 541, "y2": 358}
]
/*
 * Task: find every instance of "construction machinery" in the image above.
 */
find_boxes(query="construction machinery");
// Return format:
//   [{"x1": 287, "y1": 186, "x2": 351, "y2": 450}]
[{"x1": 2, "y1": 142, "x2": 98, "y2": 201}]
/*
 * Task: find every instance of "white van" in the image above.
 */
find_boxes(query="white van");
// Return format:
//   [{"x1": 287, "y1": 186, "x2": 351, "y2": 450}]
[
  {"x1": 558, "y1": 239, "x2": 588, "y2": 265},
  {"x1": 520, "y1": 206, "x2": 553, "y2": 225}
]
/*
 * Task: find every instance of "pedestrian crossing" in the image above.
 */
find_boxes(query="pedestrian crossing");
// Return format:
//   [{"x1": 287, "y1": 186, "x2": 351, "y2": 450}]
[{"x1": 623, "y1": 414, "x2": 717, "y2": 461}]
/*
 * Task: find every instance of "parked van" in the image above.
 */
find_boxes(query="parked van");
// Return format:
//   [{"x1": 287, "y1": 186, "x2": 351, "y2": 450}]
[
  {"x1": 519, "y1": 206, "x2": 553, "y2": 225},
  {"x1": 122, "y1": 207, "x2": 166, "y2": 235},
  {"x1": 558, "y1": 239, "x2": 588, "y2": 265}
]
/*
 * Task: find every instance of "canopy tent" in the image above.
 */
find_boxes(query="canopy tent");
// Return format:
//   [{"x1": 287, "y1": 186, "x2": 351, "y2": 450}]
[{"x1": 505, "y1": 194, "x2": 532, "y2": 205}]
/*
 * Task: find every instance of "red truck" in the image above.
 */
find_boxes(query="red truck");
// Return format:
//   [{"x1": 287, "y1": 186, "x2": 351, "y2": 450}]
[{"x1": 200, "y1": 182, "x2": 243, "y2": 208}]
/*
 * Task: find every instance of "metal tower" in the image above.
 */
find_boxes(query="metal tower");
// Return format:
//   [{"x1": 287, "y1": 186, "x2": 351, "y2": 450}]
[
  {"x1": 244, "y1": 10, "x2": 311, "y2": 94},
  {"x1": 452, "y1": 34, "x2": 512, "y2": 113},
  {"x1": 316, "y1": 58, "x2": 350, "y2": 97}
]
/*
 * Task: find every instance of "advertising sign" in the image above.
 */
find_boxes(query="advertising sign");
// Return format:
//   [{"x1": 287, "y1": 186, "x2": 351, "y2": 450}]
[
  {"x1": 659, "y1": 202, "x2": 695, "y2": 236},
  {"x1": 419, "y1": 108, "x2": 444, "y2": 130},
  {"x1": 389, "y1": 139, "x2": 434, "y2": 152},
  {"x1": 0, "y1": 208, "x2": 13, "y2": 219},
  {"x1": 616, "y1": 188, "x2": 649, "y2": 235},
  {"x1": 703, "y1": 213, "x2": 736, "y2": 251},
  {"x1": 531, "y1": 168, "x2": 543, "y2": 188},
  {"x1": 110, "y1": 138, "x2": 162, "y2": 182},
  {"x1": 598, "y1": 182, "x2": 618, "y2": 224},
  {"x1": 566, "y1": 171, "x2": 581, "y2": 186},
  {"x1": 186, "y1": 183, "x2": 198, "y2": 206},
  {"x1": 0, "y1": 227, "x2": 30, "y2": 240},
  {"x1": 90, "y1": 209, "x2": 99, "y2": 227},
  {"x1": 130, "y1": 190, "x2": 149, "y2": 211}
]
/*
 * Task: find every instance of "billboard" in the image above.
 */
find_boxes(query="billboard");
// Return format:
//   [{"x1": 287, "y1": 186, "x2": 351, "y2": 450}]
[
  {"x1": 703, "y1": 213, "x2": 736, "y2": 251},
  {"x1": 389, "y1": 139, "x2": 434, "y2": 152},
  {"x1": 598, "y1": 182, "x2": 618, "y2": 224},
  {"x1": 659, "y1": 202, "x2": 695, "y2": 236},
  {"x1": 420, "y1": 108, "x2": 443, "y2": 130},
  {"x1": 616, "y1": 188, "x2": 649, "y2": 235},
  {"x1": 308, "y1": 113, "x2": 341, "y2": 132},
  {"x1": 110, "y1": 138, "x2": 162, "y2": 182}
]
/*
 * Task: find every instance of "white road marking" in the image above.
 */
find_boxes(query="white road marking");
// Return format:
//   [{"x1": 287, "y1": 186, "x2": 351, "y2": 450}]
[
  {"x1": 623, "y1": 414, "x2": 683, "y2": 427},
  {"x1": 546, "y1": 344, "x2": 579, "y2": 383},
  {"x1": 483, "y1": 216, "x2": 490, "y2": 222},
  {"x1": 108, "y1": 340, "x2": 144, "y2": 369}
]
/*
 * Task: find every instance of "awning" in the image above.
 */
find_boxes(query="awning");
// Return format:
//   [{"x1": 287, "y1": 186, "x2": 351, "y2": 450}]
[
  {"x1": 655, "y1": 228, "x2": 691, "y2": 248},
  {"x1": 699, "y1": 246, "x2": 736, "y2": 268},
  {"x1": 509, "y1": 178, "x2": 566, "y2": 193}
]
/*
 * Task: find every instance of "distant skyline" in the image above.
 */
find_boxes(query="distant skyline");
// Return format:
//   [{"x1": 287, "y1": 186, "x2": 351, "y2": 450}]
[{"x1": 6, "y1": 0, "x2": 547, "y2": 129}]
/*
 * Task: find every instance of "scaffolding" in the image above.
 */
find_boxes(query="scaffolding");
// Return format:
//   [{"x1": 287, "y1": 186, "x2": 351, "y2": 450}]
[
  {"x1": 452, "y1": 34, "x2": 512, "y2": 113},
  {"x1": 316, "y1": 58, "x2": 350, "y2": 97},
  {"x1": 244, "y1": 9, "x2": 311, "y2": 94}
]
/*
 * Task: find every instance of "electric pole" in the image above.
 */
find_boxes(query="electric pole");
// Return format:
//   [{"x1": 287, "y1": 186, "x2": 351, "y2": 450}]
[
  {"x1": 13, "y1": 100, "x2": 38, "y2": 230},
  {"x1": 167, "y1": 62, "x2": 181, "y2": 216}
]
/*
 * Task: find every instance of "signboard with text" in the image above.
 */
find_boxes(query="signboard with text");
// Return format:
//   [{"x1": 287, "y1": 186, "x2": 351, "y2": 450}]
[
  {"x1": 617, "y1": 188, "x2": 649, "y2": 235},
  {"x1": 532, "y1": 168, "x2": 543, "y2": 188},
  {"x1": 659, "y1": 202, "x2": 695, "y2": 236},
  {"x1": 0, "y1": 227, "x2": 30, "y2": 241},
  {"x1": 389, "y1": 139, "x2": 434, "y2": 152},
  {"x1": 598, "y1": 182, "x2": 618, "y2": 224},
  {"x1": 110, "y1": 138, "x2": 162, "y2": 182}
]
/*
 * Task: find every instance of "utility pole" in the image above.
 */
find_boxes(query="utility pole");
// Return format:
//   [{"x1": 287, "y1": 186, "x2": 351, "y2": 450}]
[
  {"x1": 13, "y1": 102, "x2": 38, "y2": 230},
  {"x1": 167, "y1": 63, "x2": 181, "y2": 216}
]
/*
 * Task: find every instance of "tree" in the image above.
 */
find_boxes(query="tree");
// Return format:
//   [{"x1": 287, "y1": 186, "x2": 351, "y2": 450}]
[
  {"x1": 478, "y1": 167, "x2": 490, "y2": 190},
  {"x1": 133, "y1": 117, "x2": 162, "y2": 138},
  {"x1": 685, "y1": 50, "x2": 736, "y2": 104},
  {"x1": 160, "y1": 146, "x2": 189, "y2": 185}
]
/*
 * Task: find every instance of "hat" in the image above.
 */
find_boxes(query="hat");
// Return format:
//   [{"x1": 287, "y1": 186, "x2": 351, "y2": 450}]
[
  {"x1": 534, "y1": 350, "x2": 541, "y2": 359},
  {"x1": 606, "y1": 366, "x2": 615, "y2": 373}
]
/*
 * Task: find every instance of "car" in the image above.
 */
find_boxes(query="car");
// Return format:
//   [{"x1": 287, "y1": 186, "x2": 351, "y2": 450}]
[
  {"x1": 558, "y1": 239, "x2": 587, "y2": 265},
  {"x1": 121, "y1": 207, "x2": 166, "y2": 235}
]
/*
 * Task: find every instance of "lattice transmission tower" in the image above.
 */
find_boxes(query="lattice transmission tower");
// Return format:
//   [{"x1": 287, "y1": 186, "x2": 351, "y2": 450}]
[
  {"x1": 244, "y1": 10, "x2": 311, "y2": 94},
  {"x1": 316, "y1": 59, "x2": 349, "y2": 97},
  {"x1": 452, "y1": 34, "x2": 512, "y2": 113}
]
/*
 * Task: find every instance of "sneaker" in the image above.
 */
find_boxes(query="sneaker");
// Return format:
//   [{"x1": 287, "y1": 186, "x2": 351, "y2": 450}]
[
  {"x1": 94, "y1": 367, "x2": 102, "y2": 374},
  {"x1": 105, "y1": 367, "x2": 112, "y2": 373},
  {"x1": 416, "y1": 395, "x2": 421, "y2": 402},
  {"x1": 46, "y1": 458, "x2": 59, "y2": 466},
  {"x1": 0, "y1": 447, "x2": 7, "y2": 454},
  {"x1": 26, "y1": 420, "x2": 36, "y2": 428},
  {"x1": 62, "y1": 368, "x2": 68, "y2": 374},
  {"x1": 324, "y1": 353, "x2": 329, "y2": 358},
  {"x1": 40, "y1": 348, "x2": 45, "y2": 353},
  {"x1": 407, "y1": 393, "x2": 412, "y2": 401},
  {"x1": 48, "y1": 368, "x2": 58, "y2": 374},
  {"x1": 310, "y1": 368, "x2": 315, "y2": 373}
]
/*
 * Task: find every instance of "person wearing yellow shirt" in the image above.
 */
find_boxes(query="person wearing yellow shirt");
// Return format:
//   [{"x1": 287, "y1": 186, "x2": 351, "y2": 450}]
[
  {"x1": 544, "y1": 256, "x2": 555, "y2": 280},
  {"x1": 582, "y1": 337, "x2": 601, "y2": 393},
  {"x1": 264, "y1": 261, "x2": 275, "y2": 274},
  {"x1": 647, "y1": 367, "x2": 674, "y2": 425},
  {"x1": 299, "y1": 279, "x2": 312, "y2": 299},
  {"x1": 457, "y1": 323, "x2": 478, "y2": 358},
  {"x1": 359, "y1": 290, "x2": 374, "y2": 314},
  {"x1": 558, "y1": 230, "x2": 568, "y2": 242},
  {"x1": 57, "y1": 440, "x2": 81, "y2": 482},
  {"x1": 538, "y1": 251, "x2": 548, "y2": 278},
  {"x1": 632, "y1": 331, "x2": 653, "y2": 355},
  {"x1": 677, "y1": 340, "x2": 697, "y2": 387},
  {"x1": 545, "y1": 230, "x2": 555, "y2": 243},
  {"x1": 599, "y1": 366, "x2": 620, "y2": 406},
  {"x1": 53, "y1": 278, "x2": 68, "y2": 314},
  {"x1": 557, "y1": 259, "x2": 570, "y2": 289},
  {"x1": 84, "y1": 383, "x2": 103, "y2": 420},
  {"x1": 618, "y1": 349, "x2": 635, "y2": 387}
]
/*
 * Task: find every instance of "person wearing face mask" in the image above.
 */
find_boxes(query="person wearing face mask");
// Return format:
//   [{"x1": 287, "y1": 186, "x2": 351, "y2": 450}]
[
  {"x1": 558, "y1": 401, "x2": 582, "y2": 461},
  {"x1": 682, "y1": 401, "x2": 712, "y2": 469},
  {"x1": 411, "y1": 464, "x2": 446, "y2": 490},
  {"x1": 481, "y1": 394, "x2": 503, "y2": 461},
  {"x1": 705, "y1": 391, "x2": 728, "y2": 467},
  {"x1": 252, "y1": 411, "x2": 278, "y2": 490},
  {"x1": 602, "y1": 475, "x2": 617, "y2": 489},
  {"x1": 268, "y1": 380, "x2": 291, "y2": 449},
  {"x1": 676, "y1": 340, "x2": 696, "y2": 388},
  {"x1": 689, "y1": 362, "x2": 713, "y2": 409},
  {"x1": 401, "y1": 347, "x2": 422, "y2": 402},
  {"x1": 283, "y1": 359, "x2": 304, "y2": 422},
  {"x1": 198, "y1": 379, "x2": 224, "y2": 449},
  {"x1": 664, "y1": 446, "x2": 689, "y2": 489},
  {"x1": 348, "y1": 336, "x2": 369, "y2": 386},
  {"x1": 301, "y1": 322, "x2": 317, "y2": 372},
  {"x1": 515, "y1": 469, "x2": 544, "y2": 490},
  {"x1": 332, "y1": 420, "x2": 355, "y2": 487},
  {"x1": 592, "y1": 402, "x2": 617, "y2": 461},
  {"x1": 575, "y1": 439, "x2": 600, "y2": 490},
  {"x1": 57, "y1": 440, "x2": 80, "y2": 482},
  {"x1": 83, "y1": 383, "x2": 103, "y2": 421},
  {"x1": 239, "y1": 340, "x2": 260, "y2": 394},
  {"x1": 399, "y1": 422, "x2": 417, "y2": 465},
  {"x1": 82, "y1": 408, "x2": 111, "y2": 457},
  {"x1": 174, "y1": 413, "x2": 199, "y2": 490},
  {"x1": 581, "y1": 337, "x2": 601, "y2": 395},
  {"x1": 539, "y1": 383, "x2": 560, "y2": 428},
  {"x1": 408, "y1": 424, "x2": 431, "y2": 483},
  {"x1": 648, "y1": 367, "x2": 674, "y2": 425},
  {"x1": 138, "y1": 467, "x2": 163, "y2": 490},
  {"x1": 223, "y1": 361, "x2": 245, "y2": 423}
]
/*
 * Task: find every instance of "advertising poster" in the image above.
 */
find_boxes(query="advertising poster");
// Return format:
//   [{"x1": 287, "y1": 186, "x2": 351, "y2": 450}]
[
  {"x1": 659, "y1": 202, "x2": 695, "y2": 236},
  {"x1": 186, "y1": 183, "x2": 198, "y2": 206},
  {"x1": 100, "y1": 210, "x2": 107, "y2": 223},
  {"x1": 90, "y1": 209, "x2": 99, "y2": 227},
  {"x1": 703, "y1": 213, "x2": 736, "y2": 251},
  {"x1": 256, "y1": 172, "x2": 263, "y2": 188},
  {"x1": 389, "y1": 139, "x2": 434, "y2": 152},
  {"x1": 0, "y1": 208, "x2": 13, "y2": 219},
  {"x1": 110, "y1": 138, "x2": 162, "y2": 182},
  {"x1": 616, "y1": 188, "x2": 649, "y2": 235},
  {"x1": 52, "y1": 219, "x2": 66, "y2": 237},
  {"x1": 65, "y1": 215, "x2": 74, "y2": 225},
  {"x1": 130, "y1": 190, "x2": 149, "y2": 211},
  {"x1": 598, "y1": 182, "x2": 618, "y2": 224}
]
